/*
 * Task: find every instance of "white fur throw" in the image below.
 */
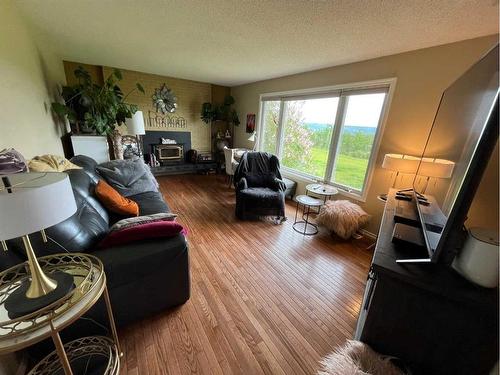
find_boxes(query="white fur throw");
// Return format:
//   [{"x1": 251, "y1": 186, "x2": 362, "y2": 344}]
[
  {"x1": 316, "y1": 200, "x2": 370, "y2": 239},
  {"x1": 317, "y1": 340, "x2": 405, "y2": 375}
]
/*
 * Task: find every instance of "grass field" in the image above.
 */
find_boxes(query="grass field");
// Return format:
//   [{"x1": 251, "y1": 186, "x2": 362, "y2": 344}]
[{"x1": 307, "y1": 147, "x2": 368, "y2": 190}]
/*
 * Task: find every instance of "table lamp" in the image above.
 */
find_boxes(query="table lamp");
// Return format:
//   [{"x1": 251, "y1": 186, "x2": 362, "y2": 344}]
[
  {"x1": 418, "y1": 157, "x2": 455, "y2": 193},
  {"x1": 247, "y1": 132, "x2": 257, "y2": 151},
  {"x1": 382, "y1": 153, "x2": 421, "y2": 188},
  {"x1": 0, "y1": 172, "x2": 77, "y2": 318},
  {"x1": 126, "y1": 111, "x2": 146, "y2": 157}
]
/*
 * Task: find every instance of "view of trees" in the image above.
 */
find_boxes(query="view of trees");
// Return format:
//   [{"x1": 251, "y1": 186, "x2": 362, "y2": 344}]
[{"x1": 262, "y1": 100, "x2": 376, "y2": 190}]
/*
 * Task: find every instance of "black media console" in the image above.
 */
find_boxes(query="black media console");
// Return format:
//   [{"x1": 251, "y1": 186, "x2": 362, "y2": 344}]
[{"x1": 355, "y1": 189, "x2": 498, "y2": 375}]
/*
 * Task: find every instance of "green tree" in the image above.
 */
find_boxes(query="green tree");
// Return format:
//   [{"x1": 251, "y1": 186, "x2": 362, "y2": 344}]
[{"x1": 262, "y1": 101, "x2": 313, "y2": 171}]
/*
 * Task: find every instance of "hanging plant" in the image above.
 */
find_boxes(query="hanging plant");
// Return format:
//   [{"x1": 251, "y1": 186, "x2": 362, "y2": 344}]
[
  {"x1": 51, "y1": 66, "x2": 144, "y2": 135},
  {"x1": 152, "y1": 84, "x2": 178, "y2": 114}
]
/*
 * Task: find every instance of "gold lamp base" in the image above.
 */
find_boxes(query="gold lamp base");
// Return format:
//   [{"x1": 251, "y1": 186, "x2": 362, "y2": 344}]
[
  {"x1": 22, "y1": 235, "x2": 58, "y2": 298},
  {"x1": 4, "y1": 234, "x2": 74, "y2": 319}
]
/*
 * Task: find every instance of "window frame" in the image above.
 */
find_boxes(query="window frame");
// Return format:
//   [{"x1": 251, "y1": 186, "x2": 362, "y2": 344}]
[{"x1": 256, "y1": 78, "x2": 397, "y2": 201}]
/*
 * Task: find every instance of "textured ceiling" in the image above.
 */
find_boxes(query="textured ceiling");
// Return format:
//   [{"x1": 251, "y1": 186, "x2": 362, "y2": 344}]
[{"x1": 15, "y1": 0, "x2": 499, "y2": 86}]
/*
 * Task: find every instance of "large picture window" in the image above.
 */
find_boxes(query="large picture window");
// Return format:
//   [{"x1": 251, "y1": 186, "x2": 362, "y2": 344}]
[{"x1": 258, "y1": 80, "x2": 394, "y2": 199}]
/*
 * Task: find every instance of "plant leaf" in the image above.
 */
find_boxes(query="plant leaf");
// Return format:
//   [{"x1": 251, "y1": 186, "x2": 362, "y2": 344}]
[{"x1": 136, "y1": 83, "x2": 145, "y2": 94}]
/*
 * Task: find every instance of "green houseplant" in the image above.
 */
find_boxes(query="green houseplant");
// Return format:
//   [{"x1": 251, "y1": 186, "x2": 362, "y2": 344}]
[
  {"x1": 200, "y1": 95, "x2": 240, "y2": 126},
  {"x1": 52, "y1": 66, "x2": 145, "y2": 135}
]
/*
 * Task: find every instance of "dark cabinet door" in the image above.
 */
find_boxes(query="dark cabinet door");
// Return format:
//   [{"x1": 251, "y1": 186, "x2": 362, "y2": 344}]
[{"x1": 357, "y1": 273, "x2": 498, "y2": 375}]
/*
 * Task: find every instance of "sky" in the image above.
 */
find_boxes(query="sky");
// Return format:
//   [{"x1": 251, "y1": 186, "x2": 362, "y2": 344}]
[{"x1": 300, "y1": 93, "x2": 385, "y2": 127}]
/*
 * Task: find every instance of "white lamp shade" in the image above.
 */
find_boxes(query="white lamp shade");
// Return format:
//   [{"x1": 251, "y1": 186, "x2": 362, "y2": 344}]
[
  {"x1": 247, "y1": 132, "x2": 257, "y2": 142},
  {"x1": 418, "y1": 158, "x2": 455, "y2": 178},
  {"x1": 126, "y1": 111, "x2": 145, "y2": 135},
  {"x1": 382, "y1": 154, "x2": 420, "y2": 174},
  {"x1": 0, "y1": 173, "x2": 77, "y2": 240}
]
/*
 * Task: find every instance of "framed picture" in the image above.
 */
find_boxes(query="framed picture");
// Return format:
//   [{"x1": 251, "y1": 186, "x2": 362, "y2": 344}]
[{"x1": 246, "y1": 114, "x2": 256, "y2": 133}]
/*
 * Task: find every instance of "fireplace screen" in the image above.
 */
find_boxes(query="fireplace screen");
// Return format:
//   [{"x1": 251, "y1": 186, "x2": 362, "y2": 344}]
[{"x1": 155, "y1": 144, "x2": 184, "y2": 161}]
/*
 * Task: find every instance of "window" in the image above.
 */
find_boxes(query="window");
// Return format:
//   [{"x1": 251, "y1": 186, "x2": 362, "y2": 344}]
[{"x1": 258, "y1": 80, "x2": 394, "y2": 199}]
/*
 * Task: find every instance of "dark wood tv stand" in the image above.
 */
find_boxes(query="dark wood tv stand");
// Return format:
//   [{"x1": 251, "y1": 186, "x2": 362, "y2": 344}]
[{"x1": 355, "y1": 189, "x2": 498, "y2": 375}]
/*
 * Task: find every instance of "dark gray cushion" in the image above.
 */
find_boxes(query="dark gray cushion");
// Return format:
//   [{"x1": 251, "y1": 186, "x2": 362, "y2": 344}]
[
  {"x1": 96, "y1": 159, "x2": 158, "y2": 197},
  {"x1": 129, "y1": 191, "x2": 170, "y2": 216},
  {"x1": 71, "y1": 155, "x2": 100, "y2": 184}
]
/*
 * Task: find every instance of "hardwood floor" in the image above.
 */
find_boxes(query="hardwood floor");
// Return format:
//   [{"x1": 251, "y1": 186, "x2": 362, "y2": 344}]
[{"x1": 119, "y1": 174, "x2": 373, "y2": 375}]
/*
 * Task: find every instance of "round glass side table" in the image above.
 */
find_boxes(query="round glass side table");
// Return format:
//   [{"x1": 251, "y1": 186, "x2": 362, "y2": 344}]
[{"x1": 0, "y1": 253, "x2": 121, "y2": 375}]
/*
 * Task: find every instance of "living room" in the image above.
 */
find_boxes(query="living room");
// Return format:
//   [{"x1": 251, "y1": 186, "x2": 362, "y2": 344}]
[{"x1": 0, "y1": 1, "x2": 498, "y2": 374}]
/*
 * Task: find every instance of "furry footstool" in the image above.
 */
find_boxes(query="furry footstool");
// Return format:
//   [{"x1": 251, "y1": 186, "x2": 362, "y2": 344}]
[
  {"x1": 317, "y1": 340, "x2": 407, "y2": 375},
  {"x1": 316, "y1": 200, "x2": 369, "y2": 239}
]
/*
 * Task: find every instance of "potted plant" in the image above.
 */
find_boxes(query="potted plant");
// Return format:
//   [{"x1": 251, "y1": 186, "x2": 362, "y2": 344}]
[
  {"x1": 52, "y1": 66, "x2": 145, "y2": 135},
  {"x1": 200, "y1": 95, "x2": 240, "y2": 126}
]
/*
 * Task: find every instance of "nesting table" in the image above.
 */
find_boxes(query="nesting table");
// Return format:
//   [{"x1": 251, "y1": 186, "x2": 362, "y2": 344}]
[
  {"x1": 305, "y1": 183, "x2": 339, "y2": 203},
  {"x1": 293, "y1": 183, "x2": 339, "y2": 235},
  {"x1": 0, "y1": 253, "x2": 121, "y2": 375}
]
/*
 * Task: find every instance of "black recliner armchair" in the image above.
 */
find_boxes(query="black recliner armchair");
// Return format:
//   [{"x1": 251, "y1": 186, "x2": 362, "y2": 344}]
[{"x1": 234, "y1": 152, "x2": 286, "y2": 220}]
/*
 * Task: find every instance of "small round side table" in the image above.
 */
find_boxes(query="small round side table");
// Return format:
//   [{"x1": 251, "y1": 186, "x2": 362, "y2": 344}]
[
  {"x1": 0, "y1": 253, "x2": 121, "y2": 375},
  {"x1": 305, "y1": 183, "x2": 339, "y2": 203},
  {"x1": 293, "y1": 195, "x2": 323, "y2": 235}
]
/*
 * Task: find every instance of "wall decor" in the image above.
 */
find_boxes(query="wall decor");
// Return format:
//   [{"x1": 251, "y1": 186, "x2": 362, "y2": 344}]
[
  {"x1": 152, "y1": 84, "x2": 178, "y2": 114},
  {"x1": 246, "y1": 114, "x2": 256, "y2": 133},
  {"x1": 147, "y1": 111, "x2": 187, "y2": 129}
]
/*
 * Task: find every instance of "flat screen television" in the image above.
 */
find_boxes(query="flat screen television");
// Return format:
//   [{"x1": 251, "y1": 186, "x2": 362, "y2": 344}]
[{"x1": 412, "y1": 44, "x2": 499, "y2": 265}]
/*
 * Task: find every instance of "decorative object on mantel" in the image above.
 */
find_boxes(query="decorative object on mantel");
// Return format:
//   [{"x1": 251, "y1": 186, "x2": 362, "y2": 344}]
[
  {"x1": 200, "y1": 95, "x2": 240, "y2": 126},
  {"x1": 152, "y1": 83, "x2": 178, "y2": 114},
  {"x1": 246, "y1": 113, "x2": 256, "y2": 133},
  {"x1": 147, "y1": 110, "x2": 187, "y2": 129},
  {"x1": 51, "y1": 66, "x2": 145, "y2": 135},
  {"x1": 161, "y1": 138, "x2": 177, "y2": 144}
]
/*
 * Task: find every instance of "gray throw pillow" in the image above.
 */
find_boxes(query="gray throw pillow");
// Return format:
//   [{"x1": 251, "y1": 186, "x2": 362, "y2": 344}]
[
  {"x1": 109, "y1": 212, "x2": 177, "y2": 232},
  {"x1": 96, "y1": 159, "x2": 159, "y2": 197}
]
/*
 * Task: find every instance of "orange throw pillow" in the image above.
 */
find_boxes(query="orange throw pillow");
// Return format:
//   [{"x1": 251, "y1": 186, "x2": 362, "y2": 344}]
[{"x1": 95, "y1": 180, "x2": 139, "y2": 217}]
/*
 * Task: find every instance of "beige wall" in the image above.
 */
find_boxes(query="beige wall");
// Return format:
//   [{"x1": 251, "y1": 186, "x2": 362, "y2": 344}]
[
  {"x1": 0, "y1": 0, "x2": 66, "y2": 159},
  {"x1": 101, "y1": 66, "x2": 213, "y2": 152},
  {"x1": 231, "y1": 35, "x2": 498, "y2": 234}
]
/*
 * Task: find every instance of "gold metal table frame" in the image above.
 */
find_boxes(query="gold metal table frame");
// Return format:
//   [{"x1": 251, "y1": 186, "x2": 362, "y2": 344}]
[{"x1": 0, "y1": 253, "x2": 121, "y2": 375}]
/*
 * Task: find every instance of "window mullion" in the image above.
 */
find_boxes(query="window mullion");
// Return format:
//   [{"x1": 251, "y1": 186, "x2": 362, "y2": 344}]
[
  {"x1": 325, "y1": 95, "x2": 348, "y2": 183},
  {"x1": 256, "y1": 101, "x2": 265, "y2": 151},
  {"x1": 275, "y1": 101, "x2": 286, "y2": 157}
]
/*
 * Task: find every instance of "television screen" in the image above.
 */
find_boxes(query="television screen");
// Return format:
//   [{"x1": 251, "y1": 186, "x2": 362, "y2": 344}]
[{"x1": 413, "y1": 44, "x2": 499, "y2": 261}]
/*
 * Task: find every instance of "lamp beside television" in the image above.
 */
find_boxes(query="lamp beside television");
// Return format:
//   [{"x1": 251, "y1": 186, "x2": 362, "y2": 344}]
[{"x1": 382, "y1": 153, "x2": 455, "y2": 193}]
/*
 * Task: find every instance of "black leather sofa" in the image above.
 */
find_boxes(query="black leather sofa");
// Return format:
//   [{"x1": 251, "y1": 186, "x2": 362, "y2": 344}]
[{"x1": 0, "y1": 156, "x2": 190, "y2": 328}]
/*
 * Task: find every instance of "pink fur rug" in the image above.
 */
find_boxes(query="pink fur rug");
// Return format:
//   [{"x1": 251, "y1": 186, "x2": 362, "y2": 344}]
[
  {"x1": 316, "y1": 200, "x2": 370, "y2": 239},
  {"x1": 317, "y1": 340, "x2": 405, "y2": 375}
]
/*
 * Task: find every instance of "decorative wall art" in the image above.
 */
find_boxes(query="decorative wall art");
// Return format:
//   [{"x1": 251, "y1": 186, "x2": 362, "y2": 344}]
[
  {"x1": 246, "y1": 114, "x2": 256, "y2": 133},
  {"x1": 147, "y1": 111, "x2": 187, "y2": 129},
  {"x1": 152, "y1": 84, "x2": 178, "y2": 114}
]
